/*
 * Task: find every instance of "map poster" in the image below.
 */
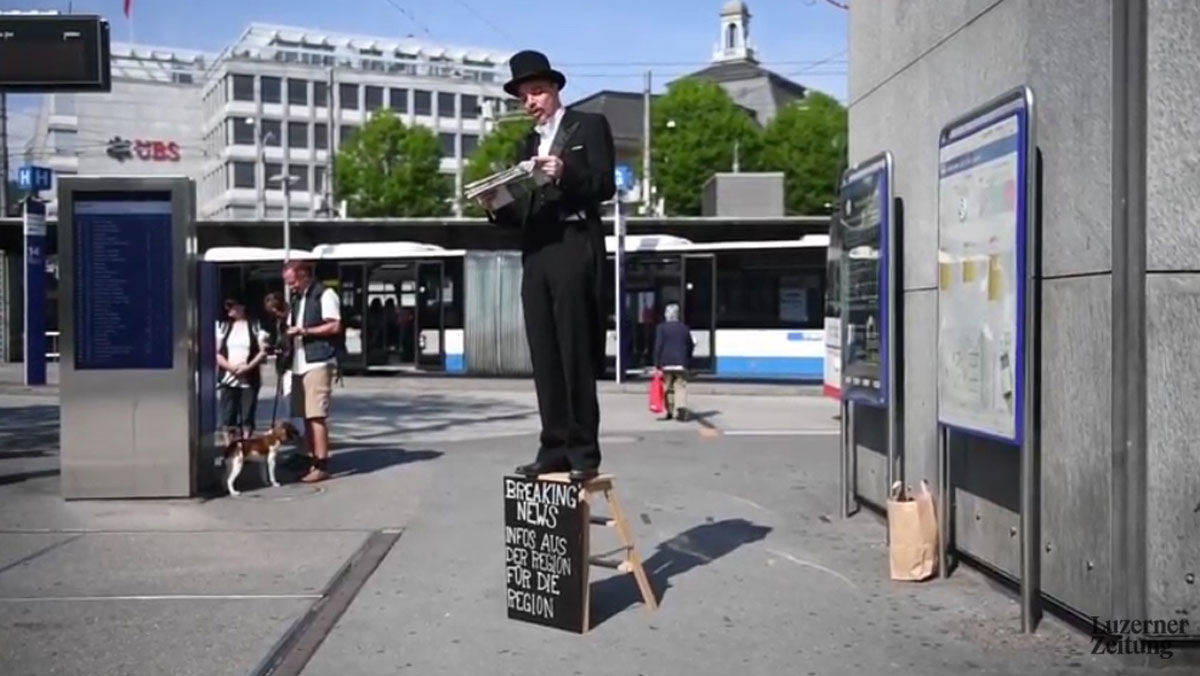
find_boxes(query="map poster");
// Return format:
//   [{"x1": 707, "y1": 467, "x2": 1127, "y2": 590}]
[
  {"x1": 936, "y1": 98, "x2": 1030, "y2": 443},
  {"x1": 836, "y1": 155, "x2": 890, "y2": 407}
]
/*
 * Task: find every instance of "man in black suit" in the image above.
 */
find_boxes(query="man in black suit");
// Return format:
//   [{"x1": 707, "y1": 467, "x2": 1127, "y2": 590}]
[{"x1": 480, "y1": 50, "x2": 615, "y2": 482}]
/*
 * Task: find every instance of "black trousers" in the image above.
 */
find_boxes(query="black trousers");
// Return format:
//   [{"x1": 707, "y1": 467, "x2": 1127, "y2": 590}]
[{"x1": 521, "y1": 224, "x2": 603, "y2": 471}]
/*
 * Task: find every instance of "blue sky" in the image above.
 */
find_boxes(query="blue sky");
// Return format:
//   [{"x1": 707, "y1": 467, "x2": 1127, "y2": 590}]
[{"x1": 4, "y1": 0, "x2": 847, "y2": 177}]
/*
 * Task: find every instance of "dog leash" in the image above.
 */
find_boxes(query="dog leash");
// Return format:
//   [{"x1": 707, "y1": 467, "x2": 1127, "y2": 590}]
[{"x1": 270, "y1": 370, "x2": 283, "y2": 427}]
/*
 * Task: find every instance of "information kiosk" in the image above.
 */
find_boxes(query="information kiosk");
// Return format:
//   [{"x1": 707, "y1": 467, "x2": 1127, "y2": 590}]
[{"x1": 58, "y1": 177, "x2": 198, "y2": 499}]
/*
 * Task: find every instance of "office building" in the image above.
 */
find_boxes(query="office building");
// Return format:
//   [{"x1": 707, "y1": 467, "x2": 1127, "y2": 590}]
[{"x1": 24, "y1": 23, "x2": 515, "y2": 218}]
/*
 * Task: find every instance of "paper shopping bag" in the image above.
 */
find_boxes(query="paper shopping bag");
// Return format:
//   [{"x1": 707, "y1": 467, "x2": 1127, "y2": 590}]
[
  {"x1": 886, "y1": 480, "x2": 939, "y2": 581},
  {"x1": 648, "y1": 371, "x2": 665, "y2": 414}
]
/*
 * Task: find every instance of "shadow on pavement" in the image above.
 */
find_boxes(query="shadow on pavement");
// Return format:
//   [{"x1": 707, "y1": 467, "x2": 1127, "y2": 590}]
[
  {"x1": 589, "y1": 517, "x2": 772, "y2": 628},
  {"x1": 329, "y1": 445, "x2": 443, "y2": 477}
]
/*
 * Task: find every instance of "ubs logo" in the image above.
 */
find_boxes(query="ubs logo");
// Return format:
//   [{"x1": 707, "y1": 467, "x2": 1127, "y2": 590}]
[{"x1": 106, "y1": 136, "x2": 181, "y2": 162}]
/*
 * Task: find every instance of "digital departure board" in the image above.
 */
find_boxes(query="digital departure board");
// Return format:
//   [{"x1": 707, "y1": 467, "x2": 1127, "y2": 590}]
[{"x1": 0, "y1": 14, "x2": 111, "y2": 91}]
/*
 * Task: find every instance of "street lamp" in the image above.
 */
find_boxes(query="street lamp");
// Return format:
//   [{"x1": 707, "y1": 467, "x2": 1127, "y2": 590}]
[
  {"x1": 267, "y1": 172, "x2": 300, "y2": 261},
  {"x1": 245, "y1": 116, "x2": 276, "y2": 218}
]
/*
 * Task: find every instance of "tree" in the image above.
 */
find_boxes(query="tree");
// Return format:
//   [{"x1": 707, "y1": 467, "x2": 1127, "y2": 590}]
[
  {"x1": 334, "y1": 108, "x2": 450, "y2": 217},
  {"x1": 651, "y1": 78, "x2": 762, "y2": 215},
  {"x1": 758, "y1": 92, "x2": 847, "y2": 215},
  {"x1": 462, "y1": 115, "x2": 533, "y2": 216}
]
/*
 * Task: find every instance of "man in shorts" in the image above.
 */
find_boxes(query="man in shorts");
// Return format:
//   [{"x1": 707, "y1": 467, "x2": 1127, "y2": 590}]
[{"x1": 282, "y1": 261, "x2": 342, "y2": 483}]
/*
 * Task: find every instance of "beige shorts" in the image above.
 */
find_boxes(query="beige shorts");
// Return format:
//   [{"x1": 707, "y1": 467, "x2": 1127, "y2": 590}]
[{"x1": 292, "y1": 366, "x2": 333, "y2": 420}]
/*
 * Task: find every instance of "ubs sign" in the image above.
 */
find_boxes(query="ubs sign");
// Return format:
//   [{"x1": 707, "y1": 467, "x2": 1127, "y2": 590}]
[{"x1": 106, "y1": 136, "x2": 182, "y2": 162}]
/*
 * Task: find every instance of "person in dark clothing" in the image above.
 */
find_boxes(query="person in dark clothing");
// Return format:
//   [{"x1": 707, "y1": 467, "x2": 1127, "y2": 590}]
[
  {"x1": 478, "y1": 50, "x2": 615, "y2": 482},
  {"x1": 654, "y1": 302, "x2": 694, "y2": 421}
]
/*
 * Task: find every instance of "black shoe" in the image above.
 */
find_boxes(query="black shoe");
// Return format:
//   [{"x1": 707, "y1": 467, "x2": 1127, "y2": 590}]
[
  {"x1": 676, "y1": 408, "x2": 689, "y2": 422},
  {"x1": 515, "y1": 460, "x2": 566, "y2": 477},
  {"x1": 569, "y1": 468, "x2": 599, "y2": 482}
]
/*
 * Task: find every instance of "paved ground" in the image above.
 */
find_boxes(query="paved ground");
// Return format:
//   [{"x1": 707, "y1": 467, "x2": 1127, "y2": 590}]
[{"x1": 0, "y1": 371, "x2": 1188, "y2": 675}]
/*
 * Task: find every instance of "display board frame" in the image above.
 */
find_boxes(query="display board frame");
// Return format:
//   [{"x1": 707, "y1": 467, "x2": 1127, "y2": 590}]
[
  {"x1": 935, "y1": 88, "x2": 1034, "y2": 445},
  {"x1": 935, "y1": 86, "x2": 1040, "y2": 634},
  {"x1": 837, "y1": 152, "x2": 894, "y2": 408}
]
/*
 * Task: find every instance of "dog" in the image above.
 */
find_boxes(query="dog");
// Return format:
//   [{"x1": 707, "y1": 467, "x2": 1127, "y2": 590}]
[{"x1": 224, "y1": 421, "x2": 299, "y2": 496}]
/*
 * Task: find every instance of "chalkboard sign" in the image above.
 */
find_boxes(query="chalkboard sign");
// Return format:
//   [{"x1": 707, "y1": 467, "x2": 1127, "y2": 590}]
[
  {"x1": 503, "y1": 475, "x2": 589, "y2": 633},
  {"x1": 72, "y1": 192, "x2": 174, "y2": 370}
]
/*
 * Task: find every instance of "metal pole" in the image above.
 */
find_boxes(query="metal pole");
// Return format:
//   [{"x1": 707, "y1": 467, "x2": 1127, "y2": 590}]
[
  {"x1": 838, "y1": 399, "x2": 848, "y2": 518},
  {"x1": 255, "y1": 127, "x2": 265, "y2": 219},
  {"x1": 846, "y1": 401, "x2": 856, "y2": 516},
  {"x1": 282, "y1": 177, "x2": 291, "y2": 262},
  {"x1": 0, "y1": 92, "x2": 8, "y2": 217},
  {"x1": 938, "y1": 424, "x2": 950, "y2": 578},
  {"x1": 613, "y1": 191, "x2": 625, "y2": 383},
  {"x1": 641, "y1": 70, "x2": 651, "y2": 210},
  {"x1": 326, "y1": 67, "x2": 336, "y2": 216}
]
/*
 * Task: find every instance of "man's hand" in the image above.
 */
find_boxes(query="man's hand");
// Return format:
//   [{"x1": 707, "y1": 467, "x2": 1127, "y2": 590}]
[
  {"x1": 286, "y1": 326, "x2": 305, "y2": 338},
  {"x1": 476, "y1": 188, "x2": 501, "y2": 212},
  {"x1": 533, "y1": 155, "x2": 563, "y2": 180}
]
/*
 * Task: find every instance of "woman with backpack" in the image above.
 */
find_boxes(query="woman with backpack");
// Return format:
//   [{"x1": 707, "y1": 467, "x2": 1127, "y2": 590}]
[{"x1": 216, "y1": 298, "x2": 269, "y2": 445}]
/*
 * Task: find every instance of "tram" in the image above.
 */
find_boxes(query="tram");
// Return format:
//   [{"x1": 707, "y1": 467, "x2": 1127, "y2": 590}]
[{"x1": 202, "y1": 234, "x2": 829, "y2": 380}]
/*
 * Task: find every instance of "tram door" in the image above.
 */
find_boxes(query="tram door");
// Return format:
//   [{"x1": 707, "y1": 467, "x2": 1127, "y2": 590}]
[
  {"x1": 415, "y1": 261, "x2": 445, "y2": 370},
  {"x1": 365, "y1": 263, "x2": 417, "y2": 368},
  {"x1": 682, "y1": 254, "x2": 716, "y2": 372},
  {"x1": 338, "y1": 264, "x2": 367, "y2": 371},
  {"x1": 624, "y1": 255, "x2": 683, "y2": 371}
]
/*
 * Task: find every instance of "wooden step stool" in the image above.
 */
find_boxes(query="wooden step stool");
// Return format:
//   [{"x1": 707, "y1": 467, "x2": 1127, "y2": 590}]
[{"x1": 539, "y1": 472, "x2": 657, "y2": 631}]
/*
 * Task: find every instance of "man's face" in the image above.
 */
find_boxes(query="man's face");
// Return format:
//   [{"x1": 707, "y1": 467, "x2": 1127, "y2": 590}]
[
  {"x1": 282, "y1": 268, "x2": 308, "y2": 295},
  {"x1": 517, "y1": 79, "x2": 561, "y2": 125}
]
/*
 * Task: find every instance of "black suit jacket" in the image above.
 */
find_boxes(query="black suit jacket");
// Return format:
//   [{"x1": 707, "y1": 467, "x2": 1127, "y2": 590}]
[{"x1": 488, "y1": 109, "x2": 615, "y2": 253}]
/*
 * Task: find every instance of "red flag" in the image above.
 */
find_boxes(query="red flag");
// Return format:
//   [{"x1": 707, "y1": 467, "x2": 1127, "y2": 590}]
[{"x1": 124, "y1": 0, "x2": 132, "y2": 18}]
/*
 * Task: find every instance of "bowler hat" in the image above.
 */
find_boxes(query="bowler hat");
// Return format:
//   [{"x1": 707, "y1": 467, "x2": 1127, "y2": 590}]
[{"x1": 504, "y1": 50, "x2": 566, "y2": 97}]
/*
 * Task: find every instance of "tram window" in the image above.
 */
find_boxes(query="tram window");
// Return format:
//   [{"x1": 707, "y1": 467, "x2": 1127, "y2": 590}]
[
  {"x1": 443, "y1": 258, "x2": 464, "y2": 329},
  {"x1": 716, "y1": 251, "x2": 824, "y2": 329}
]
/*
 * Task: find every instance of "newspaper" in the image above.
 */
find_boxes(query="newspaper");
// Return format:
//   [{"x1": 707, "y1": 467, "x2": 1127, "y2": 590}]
[{"x1": 464, "y1": 160, "x2": 550, "y2": 210}]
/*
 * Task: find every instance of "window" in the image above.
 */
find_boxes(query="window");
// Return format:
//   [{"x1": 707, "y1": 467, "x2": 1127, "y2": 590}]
[
  {"x1": 287, "y1": 78, "x2": 308, "y2": 105},
  {"x1": 389, "y1": 87, "x2": 408, "y2": 113},
  {"x1": 461, "y1": 133, "x2": 478, "y2": 157},
  {"x1": 261, "y1": 119, "x2": 282, "y2": 146},
  {"x1": 339, "y1": 125, "x2": 357, "y2": 145},
  {"x1": 439, "y1": 132, "x2": 456, "y2": 158},
  {"x1": 339, "y1": 83, "x2": 359, "y2": 109},
  {"x1": 232, "y1": 74, "x2": 254, "y2": 101},
  {"x1": 715, "y1": 252, "x2": 824, "y2": 329},
  {"x1": 314, "y1": 122, "x2": 328, "y2": 150},
  {"x1": 727, "y1": 23, "x2": 737, "y2": 50},
  {"x1": 51, "y1": 131, "x2": 77, "y2": 153},
  {"x1": 265, "y1": 162, "x2": 283, "y2": 188},
  {"x1": 365, "y1": 85, "x2": 383, "y2": 111},
  {"x1": 232, "y1": 161, "x2": 255, "y2": 188},
  {"x1": 314, "y1": 166, "x2": 326, "y2": 193},
  {"x1": 437, "y1": 92, "x2": 456, "y2": 118},
  {"x1": 461, "y1": 94, "x2": 479, "y2": 120},
  {"x1": 414, "y1": 89, "x2": 431, "y2": 115},
  {"x1": 287, "y1": 164, "x2": 309, "y2": 192},
  {"x1": 261, "y1": 76, "x2": 281, "y2": 103},
  {"x1": 314, "y1": 81, "x2": 328, "y2": 107},
  {"x1": 288, "y1": 121, "x2": 308, "y2": 148},
  {"x1": 231, "y1": 117, "x2": 255, "y2": 145}
]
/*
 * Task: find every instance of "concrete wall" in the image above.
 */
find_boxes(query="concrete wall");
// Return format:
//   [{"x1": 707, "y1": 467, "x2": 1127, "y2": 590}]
[
  {"x1": 849, "y1": 0, "x2": 1116, "y2": 620},
  {"x1": 1144, "y1": 0, "x2": 1200, "y2": 626},
  {"x1": 701, "y1": 172, "x2": 784, "y2": 217}
]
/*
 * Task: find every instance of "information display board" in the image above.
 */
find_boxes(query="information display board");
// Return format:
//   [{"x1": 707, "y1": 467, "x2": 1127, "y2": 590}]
[
  {"x1": 503, "y1": 476, "x2": 588, "y2": 633},
  {"x1": 72, "y1": 192, "x2": 174, "y2": 370},
  {"x1": 936, "y1": 92, "x2": 1032, "y2": 443},
  {"x1": 835, "y1": 153, "x2": 892, "y2": 406}
]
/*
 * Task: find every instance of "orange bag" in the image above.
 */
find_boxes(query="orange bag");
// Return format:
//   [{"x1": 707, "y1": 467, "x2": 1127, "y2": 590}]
[{"x1": 648, "y1": 371, "x2": 666, "y2": 414}]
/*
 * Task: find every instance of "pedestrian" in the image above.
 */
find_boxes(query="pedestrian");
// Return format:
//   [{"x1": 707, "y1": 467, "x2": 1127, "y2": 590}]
[
  {"x1": 479, "y1": 50, "x2": 615, "y2": 482},
  {"x1": 215, "y1": 298, "x2": 269, "y2": 445},
  {"x1": 282, "y1": 261, "x2": 343, "y2": 484},
  {"x1": 654, "y1": 302, "x2": 694, "y2": 422}
]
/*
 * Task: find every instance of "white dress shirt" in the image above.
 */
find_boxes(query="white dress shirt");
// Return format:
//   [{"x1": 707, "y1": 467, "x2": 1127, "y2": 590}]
[{"x1": 535, "y1": 106, "x2": 565, "y2": 157}]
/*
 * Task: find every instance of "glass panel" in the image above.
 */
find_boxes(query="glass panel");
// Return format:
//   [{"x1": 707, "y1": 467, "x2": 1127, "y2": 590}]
[
  {"x1": 232, "y1": 74, "x2": 254, "y2": 101},
  {"x1": 261, "y1": 76, "x2": 281, "y2": 103},
  {"x1": 231, "y1": 161, "x2": 255, "y2": 188},
  {"x1": 439, "y1": 132, "x2": 456, "y2": 158},
  {"x1": 231, "y1": 117, "x2": 255, "y2": 145},
  {"x1": 389, "y1": 87, "x2": 408, "y2": 112},
  {"x1": 414, "y1": 90, "x2": 431, "y2": 115},
  {"x1": 437, "y1": 92, "x2": 456, "y2": 118},
  {"x1": 287, "y1": 164, "x2": 308, "y2": 191},
  {"x1": 417, "y1": 262, "x2": 445, "y2": 369},
  {"x1": 287, "y1": 78, "x2": 308, "y2": 105},
  {"x1": 287, "y1": 121, "x2": 308, "y2": 148},
  {"x1": 461, "y1": 133, "x2": 478, "y2": 157},
  {"x1": 365, "y1": 85, "x2": 383, "y2": 111},
  {"x1": 261, "y1": 119, "x2": 281, "y2": 146},
  {"x1": 314, "y1": 122, "x2": 328, "y2": 149},
  {"x1": 339, "y1": 83, "x2": 359, "y2": 109},
  {"x1": 314, "y1": 80, "x2": 328, "y2": 107},
  {"x1": 461, "y1": 94, "x2": 478, "y2": 119}
]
